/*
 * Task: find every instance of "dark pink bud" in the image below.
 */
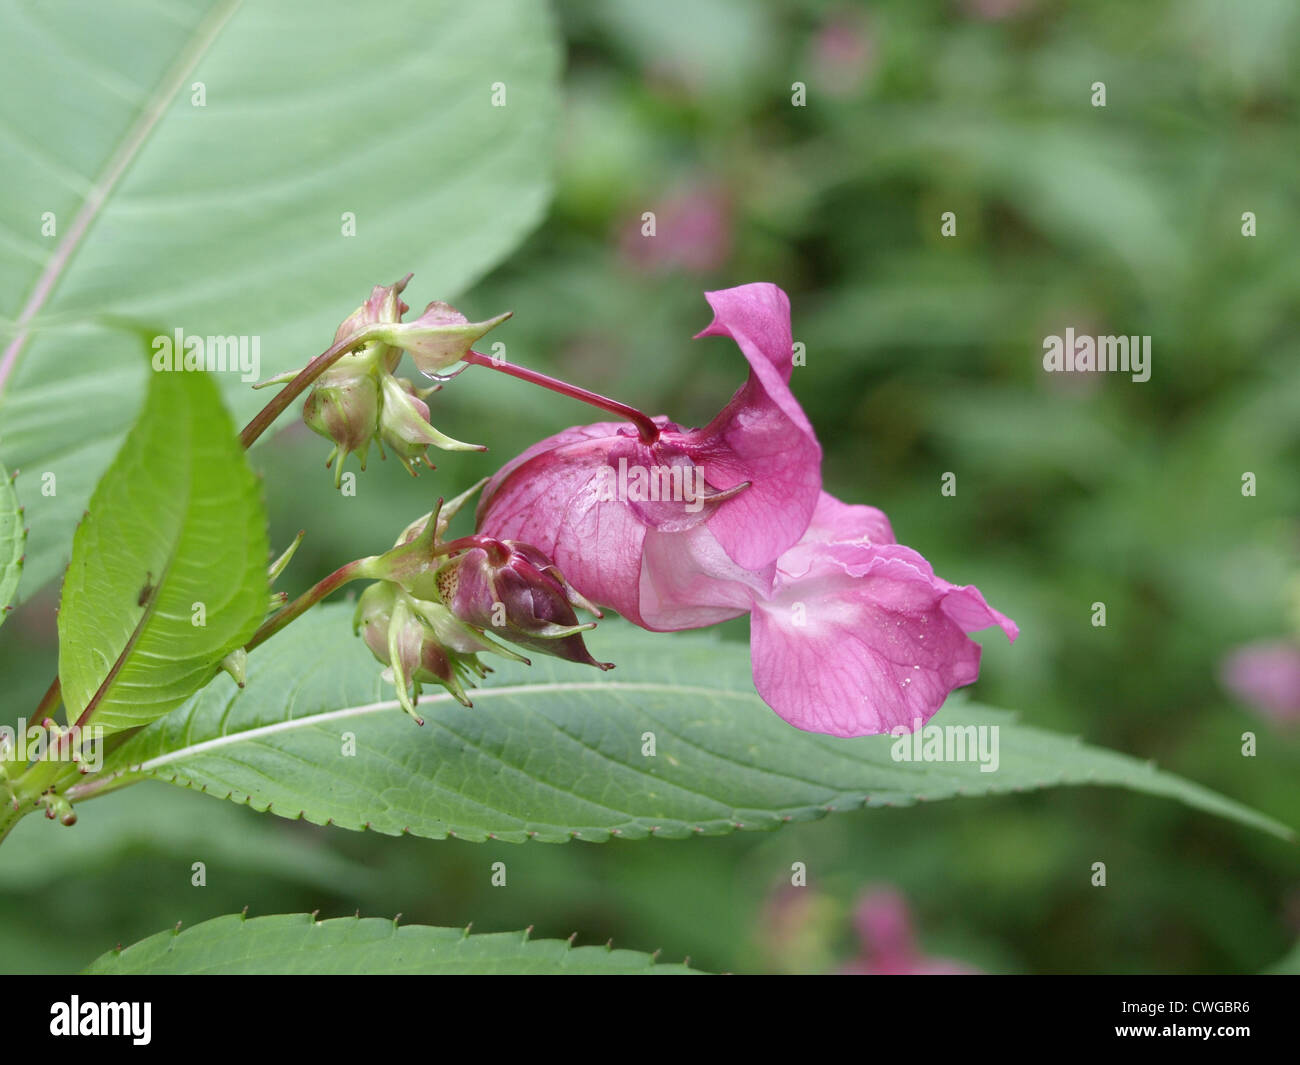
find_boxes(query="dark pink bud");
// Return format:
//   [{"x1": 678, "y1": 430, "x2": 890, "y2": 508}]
[{"x1": 435, "y1": 540, "x2": 611, "y2": 670}]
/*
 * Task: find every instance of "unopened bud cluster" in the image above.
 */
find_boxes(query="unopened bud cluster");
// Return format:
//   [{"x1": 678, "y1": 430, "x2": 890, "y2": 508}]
[
  {"x1": 352, "y1": 487, "x2": 611, "y2": 721},
  {"x1": 259, "y1": 276, "x2": 509, "y2": 485}
]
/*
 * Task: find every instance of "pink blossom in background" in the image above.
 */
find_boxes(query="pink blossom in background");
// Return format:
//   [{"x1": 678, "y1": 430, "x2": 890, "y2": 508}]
[
  {"x1": 811, "y1": 11, "x2": 876, "y2": 97},
  {"x1": 619, "y1": 184, "x2": 732, "y2": 275},
  {"x1": 841, "y1": 888, "x2": 980, "y2": 975},
  {"x1": 1220, "y1": 641, "x2": 1300, "y2": 725}
]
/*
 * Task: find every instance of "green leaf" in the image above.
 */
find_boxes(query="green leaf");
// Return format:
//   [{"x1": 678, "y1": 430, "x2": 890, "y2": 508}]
[
  {"x1": 84, "y1": 913, "x2": 701, "y2": 975},
  {"x1": 0, "y1": 0, "x2": 560, "y2": 604},
  {"x1": 0, "y1": 462, "x2": 22, "y2": 626},
  {"x1": 57, "y1": 361, "x2": 268, "y2": 735},
  {"x1": 82, "y1": 606, "x2": 1292, "y2": 841}
]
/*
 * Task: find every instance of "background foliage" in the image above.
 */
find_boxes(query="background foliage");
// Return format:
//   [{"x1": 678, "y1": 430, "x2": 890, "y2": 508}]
[{"x1": 2, "y1": 0, "x2": 1297, "y2": 974}]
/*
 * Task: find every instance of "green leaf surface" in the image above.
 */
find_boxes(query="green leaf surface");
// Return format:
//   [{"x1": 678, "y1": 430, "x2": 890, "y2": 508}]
[
  {"x1": 0, "y1": 0, "x2": 560, "y2": 604},
  {"x1": 0, "y1": 462, "x2": 22, "y2": 626},
  {"x1": 0, "y1": 784, "x2": 374, "y2": 894},
  {"x1": 82, "y1": 605, "x2": 1292, "y2": 842},
  {"x1": 57, "y1": 362, "x2": 268, "y2": 735},
  {"x1": 84, "y1": 913, "x2": 701, "y2": 975}
]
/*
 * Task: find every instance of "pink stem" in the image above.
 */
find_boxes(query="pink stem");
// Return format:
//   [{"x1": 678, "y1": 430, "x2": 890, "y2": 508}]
[{"x1": 462, "y1": 349, "x2": 660, "y2": 444}]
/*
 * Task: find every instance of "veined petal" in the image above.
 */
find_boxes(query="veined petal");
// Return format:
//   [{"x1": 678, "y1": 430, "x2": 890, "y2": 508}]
[
  {"x1": 476, "y1": 421, "x2": 654, "y2": 623},
  {"x1": 804, "y1": 491, "x2": 895, "y2": 546},
  {"x1": 638, "y1": 524, "x2": 773, "y2": 632},
  {"x1": 680, "y1": 283, "x2": 822, "y2": 570},
  {"x1": 750, "y1": 541, "x2": 1015, "y2": 737}
]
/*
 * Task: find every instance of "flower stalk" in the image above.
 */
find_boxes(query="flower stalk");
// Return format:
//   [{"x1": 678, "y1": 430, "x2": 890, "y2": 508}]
[{"x1": 461, "y1": 349, "x2": 661, "y2": 444}]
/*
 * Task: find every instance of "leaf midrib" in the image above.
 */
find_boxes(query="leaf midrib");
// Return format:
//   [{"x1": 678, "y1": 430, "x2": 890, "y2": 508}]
[
  {"x1": 99, "y1": 681, "x2": 759, "y2": 778},
  {"x1": 69, "y1": 383, "x2": 202, "y2": 728},
  {"x1": 0, "y1": 0, "x2": 242, "y2": 398}
]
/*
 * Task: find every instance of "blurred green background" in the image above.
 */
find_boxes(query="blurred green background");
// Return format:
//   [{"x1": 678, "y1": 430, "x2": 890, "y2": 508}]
[{"x1": 3, "y1": 0, "x2": 1298, "y2": 973}]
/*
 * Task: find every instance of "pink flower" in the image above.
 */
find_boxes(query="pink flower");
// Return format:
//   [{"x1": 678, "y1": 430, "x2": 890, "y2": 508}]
[
  {"x1": 1220, "y1": 641, "x2": 1300, "y2": 725},
  {"x1": 841, "y1": 888, "x2": 980, "y2": 976},
  {"x1": 477, "y1": 283, "x2": 1016, "y2": 737},
  {"x1": 648, "y1": 492, "x2": 1018, "y2": 736},
  {"x1": 477, "y1": 283, "x2": 822, "y2": 626},
  {"x1": 749, "y1": 493, "x2": 1018, "y2": 736},
  {"x1": 811, "y1": 11, "x2": 876, "y2": 97}
]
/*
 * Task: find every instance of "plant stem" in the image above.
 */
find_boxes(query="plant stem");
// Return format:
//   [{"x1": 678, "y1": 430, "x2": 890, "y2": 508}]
[
  {"x1": 239, "y1": 326, "x2": 379, "y2": 449},
  {"x1": 32, "y1": 677, "x2": 61, "y2": 722},
  {"x1": 461, "y1": 349, "x2": 661, "y2": 444},
  {"x1": 11, "y1": 299, "x2": 651, "y2": 833},
  {"x1": 4, "y1": 318, "x2": 399, "y2": 839},
  {"x1": 246, "y1": 556, "x2": 376, "y2": 653}
]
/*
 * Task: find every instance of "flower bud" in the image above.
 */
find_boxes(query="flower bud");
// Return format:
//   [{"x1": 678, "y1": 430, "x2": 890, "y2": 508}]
[
  {"x1": 303, "y1": 368, "x2": 380, "y2": 486},
  {"x1": 254, "y1": 276, "x2": 501, "y2": 485},
  {"x1": 433, "y1": 539, "x2": 612, "y2": 670},
  {"x1": 332, "y1": 276, "x2": 410, "y2": 371},
  {"x1": 334, "y1": 278, "x2": 409, "y2": 343},
  {"x1": 352, "y1": 580, "x2": 525, "y2": 719},
  {"x1": 372, "y1": 301, "x2": 511, "y2": 375},
  {"x1": 219, "y1": 648, "x2": 249, "y2": 688},
  {"x1": 377, "y1": 374, "x2": 484, "y2": 475}
]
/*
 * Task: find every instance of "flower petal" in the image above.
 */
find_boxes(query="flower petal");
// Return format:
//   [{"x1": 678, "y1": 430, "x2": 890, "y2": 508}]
[
  {"x1": 638, "y1": 524, "x2": 773, "y2": 631},
  {"x1": 750, "y1": 542, "x2": 1014, "y2": 736},
  {"x1": 1220, "y1": 641, "x2": 1300, "y2": 723},
  {"x1": 803, "y1": 491, "x2": 896, "y2": 547},
  {"x1": 476, "y1": 421, "x2": 653, "y2": 624},
  {"x1": 681, "y1": 283, "x2": 822, "y2": 570}
]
